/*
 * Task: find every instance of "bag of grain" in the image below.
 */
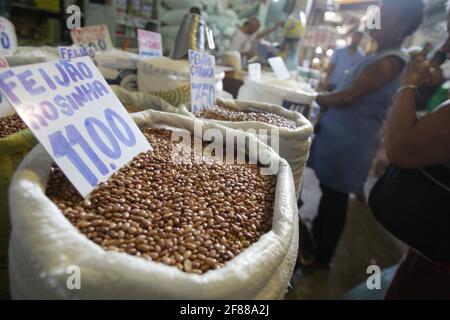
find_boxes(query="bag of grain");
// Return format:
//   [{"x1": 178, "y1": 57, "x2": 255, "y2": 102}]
[
  {"x1": 237, "y1": 76, "x2": 317, "y2": 120},
  {"x1": 0, "y1": 113, "x2": 38, "y2": 299},
  {"x1": 5, "y1": 46, "x2": 59, "y2": 66},
  {"x1": 111, "y1": 86, "x2": 175, "y2": 113},
  {"x1": 96, "y1": 49, "x2": 140, "y2": 91},
  {"x1": 9, "y1": 110, "x2": 299, "y2": 299},
  {"x1": 172, "y1": 98, "x2": 313, "y2": 198},
  {"x1": 137, "y1": 57, "x2": 225, "y2": 107},
  {"x1": 163, "y1": 0, "x2": 202, "y2": 9}
]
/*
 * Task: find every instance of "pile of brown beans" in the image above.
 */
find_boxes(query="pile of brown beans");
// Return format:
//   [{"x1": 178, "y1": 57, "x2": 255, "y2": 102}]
[
  {"x1": 0, "y1": 114, "x2": 28, "y2": 139},
  {"x1": 194, "y1": 103, "x2": 297, "y2": 130},
  {"x1": 46, "y1": 128, "x2": 276, "y2": 274}
]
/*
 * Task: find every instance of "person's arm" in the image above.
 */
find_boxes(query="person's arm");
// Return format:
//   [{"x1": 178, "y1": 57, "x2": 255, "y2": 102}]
[
  {"x1": 316, "y1": 56, "x2": 404, "y2": 107},
  {"x1": 255, "y1": 21, "x2": 283, "y2": 40},
  {"x1": 320, "y1": 50, "x2": 339, "y2": 91},
  {"x1": 385, "y1": 55, "x2": 450, "y2": 168}
]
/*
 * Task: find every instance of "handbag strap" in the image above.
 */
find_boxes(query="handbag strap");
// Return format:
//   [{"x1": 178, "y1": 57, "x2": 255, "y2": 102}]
[{"x1": 420, "y1": 168, "x2": 450, "y2": 193}]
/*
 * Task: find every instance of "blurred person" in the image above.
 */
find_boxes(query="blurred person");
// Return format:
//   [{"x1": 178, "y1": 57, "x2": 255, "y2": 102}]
[
  {"x1": 321, "y1": 30, "x2": 365, "y2": 91},
  {"x1": 303, "y1": 0, "x2": 425, "y2": 269},
  {"x1": 228, "y1": 17, "x2": 283, "y2": 56}
]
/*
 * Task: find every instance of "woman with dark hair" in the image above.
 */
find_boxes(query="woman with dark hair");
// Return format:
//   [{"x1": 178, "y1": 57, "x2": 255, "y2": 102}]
[
  {"x1": 368, "y1": 2, "x2": 450, "y2": 299},
  {"x1": 304, "y1": 0, "x2": 425, "y2": 268}
]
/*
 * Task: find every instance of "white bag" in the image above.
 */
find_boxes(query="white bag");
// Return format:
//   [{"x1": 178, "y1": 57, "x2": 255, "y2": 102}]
[
  {"x1": 6, "y1": 46, "x2": 59, "y2": 67},
  {"x1": 163, "y1": 0, "x2": 202, "y2": 9},
  {"x1": 111, "y1": 86, "x2": 175, "y2": 113},
  {"x1": 237, "y1": 76, "x2": 317, "y2": 120},
  {"x1": 96, "y1": 49, "x2": 140, "y2": 91},
  {"x1": 137, "y1": 57, "x2": 225, "y2": 93},
  {"x1": 173, "y1": 99, "x2": 313, "y2": 198},
  {"x1": 9, "y1": 110, "x2": 299, "y2": 300},
  {"x1": 160, "y1": 9, "x2": 190, "y2": 25}
]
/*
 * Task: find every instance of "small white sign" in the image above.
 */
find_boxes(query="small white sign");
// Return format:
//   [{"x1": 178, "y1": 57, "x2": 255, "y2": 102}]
[
  {"x1": 188, "y1": 49, "x2": 216, "y2": 113},
  {"x1": 137, "y1": 29, "x2": 162, "y2": 58},
  {"x1": 58, "y1": 46, "x2": 96, "y2": 61},
  {"x1": 0, "y1": 55, "x2": 13, "y2": 117},
  {"x1": 0, "y1": 17, "x2": 18, "y2": 56},
  {"x1": 268, "y1": 56, "x2": 290, "y2": 80},
  {"x1": 248, "y1": 63, "x2": 261, "y2": 82},
  {"x1": 71, "y1": 25, "x2": 114, "y2": 52},
  {"x1": 0, "y1": 57, "x2": 151, "y2": 197}
]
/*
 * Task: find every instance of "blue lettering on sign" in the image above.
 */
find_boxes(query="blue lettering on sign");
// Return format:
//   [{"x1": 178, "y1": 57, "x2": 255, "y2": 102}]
[
  {"x1": 0, "y1": 60, "x2": 98, "y2": 106},
  {"x1": 0, "y1": 32, "x2": 10, "y2": 49},
  {"x1": 49, "y1": 108, "x2": 137, "y2": 187}
]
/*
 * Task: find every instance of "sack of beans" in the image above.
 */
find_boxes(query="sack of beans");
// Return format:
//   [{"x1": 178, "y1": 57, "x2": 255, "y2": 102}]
[
  {"x1": 173, "y1": 99, "x2": 313, "y2": 198},
  {"x1": 5, "y1": 46, "x2": 59, "y2": 67},
  {"x1": 8, "y1": 110, "x2": 299, "y2": 299},
  {"x1": 110, "y1": 86, "x2": 175, "y2": 113},
  {"x1": 0, "y1": 113, "x2": 37, "y2": 299},
  {"x1": 137, "y1": 58, "x2": 225, "y2": 107}
]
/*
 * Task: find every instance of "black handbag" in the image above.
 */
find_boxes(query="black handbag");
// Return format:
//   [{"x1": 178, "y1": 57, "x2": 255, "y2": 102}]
[{"x1": 369, "y1": 164, "x2": 450, "y2": 262}]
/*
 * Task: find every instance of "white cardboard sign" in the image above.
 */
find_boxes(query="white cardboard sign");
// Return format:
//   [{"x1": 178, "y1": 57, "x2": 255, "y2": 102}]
[
  {"x1": 137, "y1": 29, "x2": 162, "y2": 58},
  {"x1": 268, "y1": 56, "x2": 290, "y2": 80},
  {"x1": 0, "y1": 57, "x2": 151, "y2": 197},
  {"x1": 58, "y1": 46, "x2": 96, "y2": 61},
  {"x1": 0, "y1": 17, "x2": 18, "y2": 56},
  {"x1": 188, "y1": 49, "x2": 216, "y2": 113},
  {"x1": 71, "y1": 25, "x2": 114, "y2": 52},
  {"x1": 248, "y1": 63, "x2": 261, "y2": 82}
]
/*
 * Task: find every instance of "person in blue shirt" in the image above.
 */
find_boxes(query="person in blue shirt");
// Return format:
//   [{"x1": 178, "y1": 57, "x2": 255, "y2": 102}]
[
  {"x1": 304, "y1": 0, "x2": 425, "y2": 269},
  {"x1": 323, "y1": 30, "x2": 365, "y2": 91}
]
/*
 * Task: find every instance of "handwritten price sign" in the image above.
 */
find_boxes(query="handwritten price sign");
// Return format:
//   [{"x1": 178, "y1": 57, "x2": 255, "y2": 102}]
[
  {"x1": 71, "y1": 25, "x2": 114, "y2": 52},
  {"x1": 268, "y1": 57, "x2": 290, "y2": 80},
  {"x1": 137, "y1": 29, "x2": 162, "y2": 58},
  {"x1": 0, "y1": 17, "x2": 18, "y2": 56},
  {"x1": 188, "y1": 50, "x2": 216, "y2": 113},
  {"x1": 0, "y1": 55, "x2": 14, "y2": 117},
  {"x1": 0, "y1": 57, "x2": 151, "y2": 197},
  {"x1": 58, "y1": 46, "x2": 96, "y2": 61}
]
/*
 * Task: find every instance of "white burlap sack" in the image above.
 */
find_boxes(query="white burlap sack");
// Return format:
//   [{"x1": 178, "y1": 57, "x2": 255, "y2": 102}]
[
  {"x1": 9, "y1": 110, "x2": 299, "y2": 300},
  {"x1": 237, "y1": 76, "x2": 317, "y2": 120},
  {"x1": 110, "y1": 86, "x2": 175, "y2": 113},
  {"x1": 96, "y1": 49, "x2": 140, "y2": 91},
  {"x1": 137, "y1": 57, "x2": 225, "y2": 93},
  {"x1": 6, "y1": 46, "x2": 59, "y2": 66},
  {"x1": 163, "y1": 0, "x2": 202, "y2": 9},
  {"x1": 173, "y1": 99, "x2": 313, "y2": 198}
]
